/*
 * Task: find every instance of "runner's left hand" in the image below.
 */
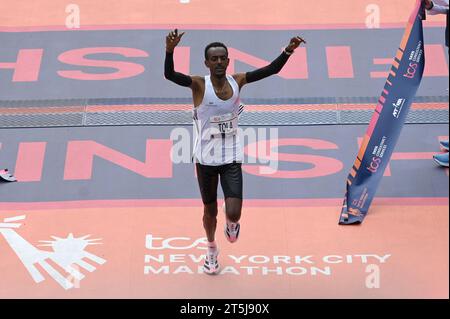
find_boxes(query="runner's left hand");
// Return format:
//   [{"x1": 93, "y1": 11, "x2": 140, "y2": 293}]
[{"x1": 286, "y1": 36, "x2": 306, "y2": 53}]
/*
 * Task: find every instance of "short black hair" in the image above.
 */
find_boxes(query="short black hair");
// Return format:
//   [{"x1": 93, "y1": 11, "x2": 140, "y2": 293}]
[{"x1": 204, "y1": 42, "x2": 228, "y2": 60}]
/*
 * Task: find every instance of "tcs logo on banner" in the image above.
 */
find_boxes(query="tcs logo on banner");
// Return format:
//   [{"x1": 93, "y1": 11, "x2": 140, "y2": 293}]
[
  {"x1": 403, "y1": 62, "x2": 419, "y2": 79},
  {"x1": 367, "y1": 156, "x2": 382, "y2": 174}
]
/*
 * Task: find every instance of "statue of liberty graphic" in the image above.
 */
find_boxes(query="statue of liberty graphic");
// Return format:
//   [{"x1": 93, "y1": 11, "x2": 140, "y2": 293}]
[{"x1": 0, "y1": 215, "x2": 106, "y2": 290}]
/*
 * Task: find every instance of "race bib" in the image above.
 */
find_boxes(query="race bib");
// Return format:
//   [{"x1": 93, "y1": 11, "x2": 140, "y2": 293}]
[{"x1": 209, "y1": 113, "x2": 238, "y2": 138}]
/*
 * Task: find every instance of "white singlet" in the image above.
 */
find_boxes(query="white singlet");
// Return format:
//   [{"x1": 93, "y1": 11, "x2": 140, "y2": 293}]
[{"x1": 192, "y1": 75, "x2": 244, "y2": 166}]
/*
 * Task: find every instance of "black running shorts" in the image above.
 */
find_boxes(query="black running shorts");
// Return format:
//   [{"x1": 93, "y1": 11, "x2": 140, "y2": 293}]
[{"x1": 196, "y1": 162, "x2": 243, "y2": 205}]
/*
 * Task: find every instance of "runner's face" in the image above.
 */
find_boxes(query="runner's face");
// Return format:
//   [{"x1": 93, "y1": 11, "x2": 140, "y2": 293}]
[{"x1": 205, "y1": 47, "x2": 229, "y2": 77}]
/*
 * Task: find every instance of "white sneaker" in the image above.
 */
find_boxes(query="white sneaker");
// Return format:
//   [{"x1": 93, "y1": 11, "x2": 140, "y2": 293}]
[
  {"x1": 223, "y1": 202, "x2": 240, "y2": 243},
  {"x1": 203, "y1": 248, "x2": 219, "y2": 275}
]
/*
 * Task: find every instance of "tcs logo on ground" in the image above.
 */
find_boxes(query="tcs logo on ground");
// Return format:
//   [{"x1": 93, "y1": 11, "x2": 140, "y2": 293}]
[{"x1": 145, "y1": 234, "x2": 207, "y2": 250}]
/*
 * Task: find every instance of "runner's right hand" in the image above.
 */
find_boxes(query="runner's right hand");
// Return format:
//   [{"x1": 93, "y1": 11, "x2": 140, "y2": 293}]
[{"x1": 166, "y1": 29, "x2": 185, "y2": 53}]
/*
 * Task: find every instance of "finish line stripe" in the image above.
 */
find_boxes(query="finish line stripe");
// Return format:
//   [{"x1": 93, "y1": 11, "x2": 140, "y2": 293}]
[{"x1": 0, "y1": 197, "x2": 447, "y2": 210}]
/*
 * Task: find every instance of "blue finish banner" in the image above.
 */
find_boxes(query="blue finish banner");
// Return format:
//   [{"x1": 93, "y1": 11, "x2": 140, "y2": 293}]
[{"x1": 339, "y1": 0, "x2": 426, "y2": 225}]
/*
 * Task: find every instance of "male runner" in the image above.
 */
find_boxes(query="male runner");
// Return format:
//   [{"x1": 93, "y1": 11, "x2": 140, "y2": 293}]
[{"x1": 164, "y1": 29, "x2": 305, "y2": 274}]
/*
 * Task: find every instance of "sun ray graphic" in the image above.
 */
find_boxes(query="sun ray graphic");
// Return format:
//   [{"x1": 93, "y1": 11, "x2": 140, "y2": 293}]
[{"x1": 37, "y1": 233, "x2": 102, "y2": 249}]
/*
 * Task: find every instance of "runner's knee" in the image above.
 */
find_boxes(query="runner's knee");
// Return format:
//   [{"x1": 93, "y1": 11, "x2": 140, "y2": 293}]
[{"x1": 203, "y1": 201, "x2": 218, "y2": 217}]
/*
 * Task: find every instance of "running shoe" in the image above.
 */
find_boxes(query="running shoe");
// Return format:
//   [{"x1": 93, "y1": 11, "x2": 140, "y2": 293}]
[
  {"x1": 433, "y1": 152, "x2": 449, "y2": 167},
  {"x1": 439, "y1": 140, "x2": 449, "y2": 151},
  {"x1": 203, "y1": 248, "x2": 219, "y2": 275}
]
